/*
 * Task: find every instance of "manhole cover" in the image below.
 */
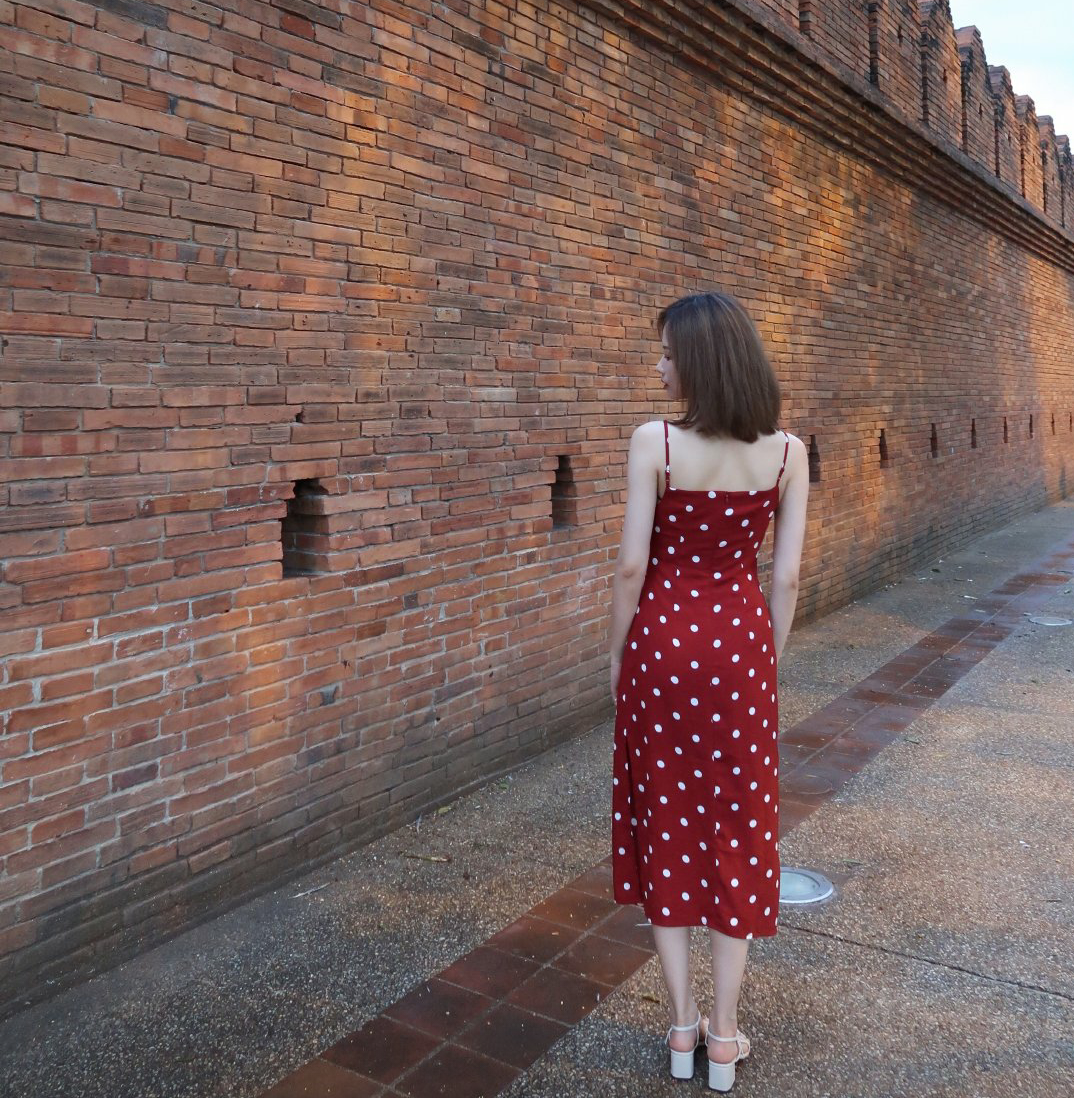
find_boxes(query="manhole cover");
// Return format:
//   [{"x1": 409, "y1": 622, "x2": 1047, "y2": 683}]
[
  {"x1": 1026, "y1": 615, "x2": 1073, "y2": 627},
  {"x1": 779, "y1": 867, "x2": 834, "y2": 905}
]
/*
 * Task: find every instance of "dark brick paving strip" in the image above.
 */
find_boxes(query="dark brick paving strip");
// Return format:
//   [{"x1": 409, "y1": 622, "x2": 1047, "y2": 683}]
[{"x1": 259, "y1": 545, "x2": 1074, "y2": 1098}]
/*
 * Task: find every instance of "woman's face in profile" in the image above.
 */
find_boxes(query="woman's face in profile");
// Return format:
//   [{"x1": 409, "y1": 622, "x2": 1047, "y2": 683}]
[{"x1": 658, "y1": 330, "x2": 682, "y2": 401}]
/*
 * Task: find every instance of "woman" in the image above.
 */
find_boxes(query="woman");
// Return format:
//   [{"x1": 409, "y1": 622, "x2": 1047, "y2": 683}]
[{"x1": 608, "y1": 291, "x2": 808, "y2": 1091}]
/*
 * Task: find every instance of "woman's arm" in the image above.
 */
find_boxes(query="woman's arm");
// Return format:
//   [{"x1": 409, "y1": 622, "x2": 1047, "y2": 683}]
[
  {"x1": 608, "y1": 423, "x2": 660, "y2": 693},
  {"x1": 769, "y1": 435, "x2": 809, "y2": 663}
]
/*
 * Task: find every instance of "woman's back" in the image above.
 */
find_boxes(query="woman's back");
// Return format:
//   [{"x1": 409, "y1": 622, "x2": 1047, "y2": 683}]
[{"x1": 662, "y1": 423, "x2": 794, "y2": 497}]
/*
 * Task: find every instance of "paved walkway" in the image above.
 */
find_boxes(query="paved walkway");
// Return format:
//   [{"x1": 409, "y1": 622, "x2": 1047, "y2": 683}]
[{"x1": 2, "y1": 502, "x2": 1073, "y2": 1097}]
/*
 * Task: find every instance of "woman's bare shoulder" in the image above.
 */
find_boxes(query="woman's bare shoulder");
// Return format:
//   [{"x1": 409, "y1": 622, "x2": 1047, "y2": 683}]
[{"x1": 629, "y1": 419, "x2": 667, "y2": 445}]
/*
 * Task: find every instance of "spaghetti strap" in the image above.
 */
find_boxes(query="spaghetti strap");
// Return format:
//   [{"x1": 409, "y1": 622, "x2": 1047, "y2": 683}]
[
  {"x1": 774, "y1": 430, "x2": 790, "y2": 488},
  {"x1": 663, "y1": 420, "x2": 672, "y2": 489}
]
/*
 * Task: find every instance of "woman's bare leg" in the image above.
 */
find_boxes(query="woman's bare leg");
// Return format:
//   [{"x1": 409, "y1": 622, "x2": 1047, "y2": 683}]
[
  {"x1": 707, "y1": 929, "x2": 750, "y2": 1063},
  {"x1": 651, "y1": 925, "x2": 700, "y2": 1052}
]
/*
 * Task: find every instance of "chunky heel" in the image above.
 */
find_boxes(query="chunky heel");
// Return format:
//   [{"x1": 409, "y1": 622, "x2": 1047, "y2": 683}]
[
  {"x1": 707, "y1": 1057, "x2": 736, "y2": 1091},
  {"x1": 705, "y1": 1029, "x2": 750, "y2": 1092},
  {"x1": 665, "y1": 1011, "x2": 704, "y2": 1080},
  {"x1": 670, "y1": 1047, "x2": 696, "y2": 1080}
]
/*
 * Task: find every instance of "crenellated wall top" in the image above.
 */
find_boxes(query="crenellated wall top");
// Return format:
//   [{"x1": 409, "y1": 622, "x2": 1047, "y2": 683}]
[{"x1": 585, "y1": 0, "x2": 1073, "y2": 248}]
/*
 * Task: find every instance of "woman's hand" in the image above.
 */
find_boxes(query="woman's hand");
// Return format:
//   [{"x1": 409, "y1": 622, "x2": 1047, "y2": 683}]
[{"x1": 610, "y1": 654, "x2": 622, "y2": 704}]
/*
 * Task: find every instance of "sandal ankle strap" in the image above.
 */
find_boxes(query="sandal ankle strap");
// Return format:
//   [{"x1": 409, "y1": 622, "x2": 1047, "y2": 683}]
[{"x1": 706, "y1": 1029, "x2": 746, "y2": 1044}]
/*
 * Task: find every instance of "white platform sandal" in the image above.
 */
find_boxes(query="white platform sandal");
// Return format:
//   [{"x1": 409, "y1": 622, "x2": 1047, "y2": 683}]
[
  {"x1": 665, "y1": 1011, "x2": 705, "y2": 1079},
  {"x1": 705, "y1": 1028, "x2": 751, "y2": 1091}
]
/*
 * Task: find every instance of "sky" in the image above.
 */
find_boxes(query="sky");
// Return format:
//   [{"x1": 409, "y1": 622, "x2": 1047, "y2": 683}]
[{"x1": 947, "y1": 0, "x2": 1074, "y2": 139}]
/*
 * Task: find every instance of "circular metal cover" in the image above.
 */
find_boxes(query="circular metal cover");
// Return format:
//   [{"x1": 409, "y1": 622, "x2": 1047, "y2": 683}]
[
  {"x1": 1026, "y1": 615, "x2": 1073, "y2": 627},
  {"x1": 779, "y1": 866, "x2": 834, "y2": 905}
]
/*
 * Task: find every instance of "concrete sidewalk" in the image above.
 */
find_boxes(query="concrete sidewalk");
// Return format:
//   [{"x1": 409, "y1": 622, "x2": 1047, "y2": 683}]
[{"x1": 1, "y1": 502, "x2": 1073, "y2": 1098}]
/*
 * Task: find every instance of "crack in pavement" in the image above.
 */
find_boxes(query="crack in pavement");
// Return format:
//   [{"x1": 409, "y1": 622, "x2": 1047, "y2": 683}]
[{"x1": 780, "y1": 921, "x2": 1074, "y2": 1003}]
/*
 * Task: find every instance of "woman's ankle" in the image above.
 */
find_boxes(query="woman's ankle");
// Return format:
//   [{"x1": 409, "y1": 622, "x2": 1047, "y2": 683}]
[
  {"x1": 707, "y1": 1012, "x2": 737, "y2": 1037},
  {"x1": 671, "y1": 1000, "x2": 700, "y2": 1028}
]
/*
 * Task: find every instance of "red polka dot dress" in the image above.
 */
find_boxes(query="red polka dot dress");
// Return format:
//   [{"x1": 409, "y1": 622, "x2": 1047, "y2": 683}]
[{"x1": 612, "y1": 421, "x2": 789, "y2": 938}]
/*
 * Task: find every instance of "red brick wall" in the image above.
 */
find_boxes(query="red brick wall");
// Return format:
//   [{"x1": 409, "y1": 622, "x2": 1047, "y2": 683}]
[
  {"x1": 2, "y1": 0, "x2": 1074, "y2": 1013},
  {"x1": 957, "y1": 27, "x2": 993, "y2": 167},
  {"x1": 919, "y1": 0, "x2": 962, "y2": 143},
  {"x1": 799, "y1": 0, "x2": 870, "y2": 79},
  {"x1": 870, "y1": 0, "x2": 921, "y2": 120},
  {"x1": 1039, "y1": 117, "x2": 1063, "y2": 225},
  {"x1": 1018, "y1": 97, "x2": 1045, "y2": 211},
  {"x1": 990, "y1": 66, "x2": 1022, "y2": 195}
]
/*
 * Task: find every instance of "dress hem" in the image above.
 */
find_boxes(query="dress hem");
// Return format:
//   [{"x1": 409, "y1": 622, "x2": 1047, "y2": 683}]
[{"x1": 612, "y1": 897, "x2": 778, "y2": 940}]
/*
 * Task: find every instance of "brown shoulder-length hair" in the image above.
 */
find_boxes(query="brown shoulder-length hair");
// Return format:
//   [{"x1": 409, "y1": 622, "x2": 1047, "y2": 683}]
[{"x1": 657, "y1": 291, "x2": 781, "y2": 442}]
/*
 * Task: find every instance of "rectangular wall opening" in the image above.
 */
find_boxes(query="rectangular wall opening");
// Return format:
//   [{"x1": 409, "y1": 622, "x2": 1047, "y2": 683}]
[
  {"x1": 867, "y1": 2, "x2": 880, "y2": 86},
  {"x1": 282, "y1": 478, "x2": 330, "y2": 577},
  {"x1": 551, "y1": 454, "x2": 577, "y2": 528},
  {"x1": 798, "y1": 1, "x2": 813, "y2": 36}
]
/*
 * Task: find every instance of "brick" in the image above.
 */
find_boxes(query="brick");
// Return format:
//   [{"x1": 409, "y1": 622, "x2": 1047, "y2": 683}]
[{"x1": 0, "y1": 192, "x2": 36, "y2": 217}]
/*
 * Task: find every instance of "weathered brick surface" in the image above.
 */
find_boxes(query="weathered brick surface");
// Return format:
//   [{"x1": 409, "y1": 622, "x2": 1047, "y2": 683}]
[
  {"x1": 1017, "y1": 95, "x2": 1045, "y2": 212},
  {"x1": 1, "y1": 0, "x2": 1073, "y2": 1015},
  {"x1": 957, "y1": 26, "x2": 992, "y2": 167},
  {"x1": 990, "y1": 65, "x2": 1022, "y2": 194},
  {"x1": 919, "y1": 0, "x2": 962, "y2": 142}
]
